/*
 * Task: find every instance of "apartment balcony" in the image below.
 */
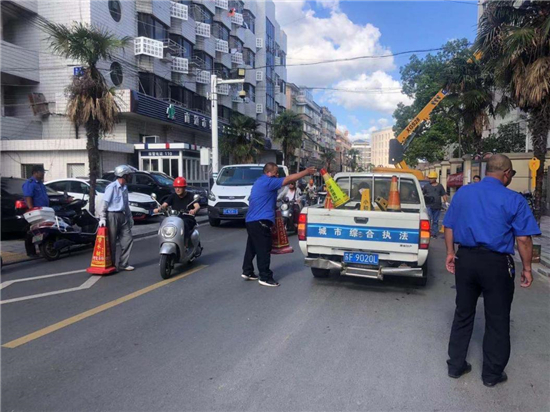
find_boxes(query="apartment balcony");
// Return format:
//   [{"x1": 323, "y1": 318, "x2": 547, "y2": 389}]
[
  {"x1": 231, "y1": 51, "x2": 244, "y2": 65},
  {"x1": 215, "y1": 0, "x2": 228, "y2": 9},
  {"x1": 195, "y1": 69, "x2": 210, "y2": 84},
  {"x1": 170, "y1": 1, "x2": 188, "y2": 20},
  {"x1": 231, "y1": 12, "x2": 243, "y2": 26},
  {"x1": 134, "y1": 37, "x2": 164, "y2": 59},
  {"x1": 216, "y1": 83, "x2": 230, "y2": 95},
  {"x1": 215, "y1": 38, "x2": 229, "y2": 53},
  {"x1": 1, "y1": 40, "x2": 39, "y2": 83},
  {"x1": 172, "y1": 57, "x2": 189, "y2": 74},
  {"x1": 195, "y1": 22, "x2": 211, "y2": 38}
]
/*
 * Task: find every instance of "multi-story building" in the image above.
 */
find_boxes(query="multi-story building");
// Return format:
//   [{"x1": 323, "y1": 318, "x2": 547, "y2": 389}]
[
  {"x1": 351, "y1": 139, "x2": 371, "y2": 170},
  {"x1": 1, "y1": 0, "x2": 287, "y2": 185},
  {"x1": 335, "y1": 128, "x2": 352, "y2": 172},
  {"x1": 320, "y1": 107, "x2": 337, "y2": 152},
  {"x1": 371, "y1": 127, "x2": 393, "y2": 167}
]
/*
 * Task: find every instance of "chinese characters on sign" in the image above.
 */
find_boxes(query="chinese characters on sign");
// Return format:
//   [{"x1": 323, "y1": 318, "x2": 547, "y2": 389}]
[{"x1": 309, "y1": 225, "x2": 418, "y2": 244}]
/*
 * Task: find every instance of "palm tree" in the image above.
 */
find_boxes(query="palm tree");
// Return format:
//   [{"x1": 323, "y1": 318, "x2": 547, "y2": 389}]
[
  {"x1": 348, "y1": 149, "x2": 360, "y2": 172},
  {"x1": 221, "y1": 114, "x2": 264, "y2": 164},
  {"x1": 40, "y1": 21, "x2": 130, "y2": 215},
  {"x1": 272, "y1": 110, "x2": 303, "y2": 172},
  {"x1": 475, "y1": 1, "x2": 550, "y2": 220},
  {"x1": 321, "y1": 150, "x2": 336, "y2": 173}
]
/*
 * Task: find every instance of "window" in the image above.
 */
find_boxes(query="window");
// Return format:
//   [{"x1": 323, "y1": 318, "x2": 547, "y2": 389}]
[
  {"x1": 215, "y1": 63, "x2": 230, "y2": 79},
  {"x1": 134, "y1": 174, "x2": 155, "y2": 186},
  {"x1": 244, "y1": 83, "x2": 255, "y2": 102},
  {"x1": 243, "y1": 10, "x2": 255, "y2": 33},
  {"x1": 110, "y1": 62, "x2": 123, "y2": 86},
  {"x1": 108, "y1": 0, "x2": 121, "y2": 22},
  {"x1": 138, "y1": 72, "x2": 169, "y2": 99},
  {"x1": 170, "y1": 35, "x2": 193, "y2": 58},
  {"x1": 69, "y1": 181, "x2": 89, "y2": 194},
  {"x1": 243, "y1": 48, "x2": 255, "y2": 68},
  {"x1": 138, "y1": 13, "x2": 168, "y2": 40},
  {"x1": 21, "y1": 164, "x2": 44, "y2": 179},
  {"x1": 195, "y1": 51, "x2": 213, "y2": 70},
  {"x1": 47, "y1": 181, "x2": 68, "y2": 193},
  {"x1": 213, "y1": 23, "x2": 229, "y2": 41},
  {"x1": 67, "y1": 163, "x2": 85, "y2": 178}
]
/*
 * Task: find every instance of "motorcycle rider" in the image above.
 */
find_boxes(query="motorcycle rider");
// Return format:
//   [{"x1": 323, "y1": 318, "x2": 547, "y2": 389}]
[
  {"x1": 304, "y1": 179, "x2": 318, "y2": 205},
  {"x1": 154, "y1": 177, "x2": 200, "y2": 248}
]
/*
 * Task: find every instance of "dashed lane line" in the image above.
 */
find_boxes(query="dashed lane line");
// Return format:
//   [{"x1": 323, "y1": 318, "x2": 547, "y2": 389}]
[{"x1": 2, "y1": 265, "x2": 207, "y2": 349}]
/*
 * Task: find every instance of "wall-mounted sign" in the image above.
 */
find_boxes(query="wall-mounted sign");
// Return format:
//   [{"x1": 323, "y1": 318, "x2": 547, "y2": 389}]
[
  {"x1": 166, "y1": 104, "x2": 176, "y2": 120},
  {"x1": 143, "y1": 150, "x2": 179, "y2": 157}
]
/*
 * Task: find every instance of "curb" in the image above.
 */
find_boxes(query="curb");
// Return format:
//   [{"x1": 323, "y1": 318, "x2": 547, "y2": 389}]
[{"x1": 1, "y1": 216, "x2": 210, "y2": 267}]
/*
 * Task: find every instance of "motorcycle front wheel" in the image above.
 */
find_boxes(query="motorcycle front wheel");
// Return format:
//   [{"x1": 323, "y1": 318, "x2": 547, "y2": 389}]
[
  {"x1": 40, "y1": 237, "x2": 61, "y2": 261},
  {"x1": 160, "y1": 254, "x2": 174, "y2": 279}
]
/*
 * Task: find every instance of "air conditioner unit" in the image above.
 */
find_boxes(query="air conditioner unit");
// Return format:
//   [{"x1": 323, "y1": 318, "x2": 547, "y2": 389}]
[
  {"x1": 256, "y1": 38, "x2": 263, "y2": 49},
  {"x1": 256, "y1": 70, "x2": 263, "y2": 81},
  {"x1": 143, "y1": 135, "x2": 160, "y2": 144},
  {"x1": 256, "y1": 104, "x2": 263, "y2": 114}
]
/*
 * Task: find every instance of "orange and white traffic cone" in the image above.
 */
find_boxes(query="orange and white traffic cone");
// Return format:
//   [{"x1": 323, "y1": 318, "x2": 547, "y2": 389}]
[
  {"x1": 387, "y1": 175, "x2": 402, "y2": 212},
  {"x1": 271, "y1": 210, "x2": 294, "y2": 254},
  {"x1": 86, "y1": 226, "x2": 117, "y2": 275}
]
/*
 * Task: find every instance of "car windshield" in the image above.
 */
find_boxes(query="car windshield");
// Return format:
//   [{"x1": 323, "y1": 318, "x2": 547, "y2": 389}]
[
  {"x1": 217, "y1": 167, "x2": 265, "y2": 186},
  {"x1": 151, "y1": 174, "x2": 174, "y2": 186},
  {"x1": 93, "y1": 181, "x2": 109, "y2": 193}
]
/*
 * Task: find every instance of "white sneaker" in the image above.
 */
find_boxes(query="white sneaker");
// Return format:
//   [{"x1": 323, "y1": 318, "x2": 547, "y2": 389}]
[{"x1": 122, "y1": 265, "x2": 135, "y2": 271}]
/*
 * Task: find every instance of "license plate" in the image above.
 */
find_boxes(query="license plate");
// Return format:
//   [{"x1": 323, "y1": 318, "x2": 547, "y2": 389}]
[
  {"x1": 343, "y1": 252, "x2": 379, "y2": 265},
  {"x1": 32, "y1": 233, "x2": 44, "y2": 243},
  {"x1": 223, "y1": 208, "x2": 238, "y2": 215}
]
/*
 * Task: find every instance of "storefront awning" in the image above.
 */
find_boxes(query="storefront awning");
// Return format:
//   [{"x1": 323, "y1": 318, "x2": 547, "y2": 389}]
[{"x1": 447, "y1": 172, "x2": 463, "y2": 188}]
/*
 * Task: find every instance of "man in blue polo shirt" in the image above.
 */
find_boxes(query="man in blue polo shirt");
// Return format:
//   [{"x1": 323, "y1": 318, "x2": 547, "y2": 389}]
[
  {"x1": 242, "y1": 163, "x2": 316, "y2": 287},
  {"x1": 22, "y1": 165, "x2": 50, "y2": 257},
  {"x1": 443, "y1": 154, "x2": 540, "y2": 388}
]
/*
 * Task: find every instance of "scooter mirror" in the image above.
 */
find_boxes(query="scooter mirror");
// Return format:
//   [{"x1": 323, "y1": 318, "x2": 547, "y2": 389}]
[
  {"x1": 151, "y1": 193, "x2": 157, "y2": 200},
  {"x1": 193, "y1": 194, "x2": 200, "y2": 202}
]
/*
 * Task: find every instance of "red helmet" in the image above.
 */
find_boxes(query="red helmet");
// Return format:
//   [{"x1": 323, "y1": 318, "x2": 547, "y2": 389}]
[{"x1": 173, "y1": 177, "x2": 187, "y2": 188}]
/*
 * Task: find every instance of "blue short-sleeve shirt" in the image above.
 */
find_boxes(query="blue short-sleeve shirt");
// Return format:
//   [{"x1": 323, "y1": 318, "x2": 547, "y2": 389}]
[
  {"x1": 246, "y1": 175, "x2": 285, "y2": 223},
  {"x1": 443, "y1": 177, "x2": 540, "y2": 254},
  {"x1": 22, "y1": 177, "x2": 50, "y2": 207}
]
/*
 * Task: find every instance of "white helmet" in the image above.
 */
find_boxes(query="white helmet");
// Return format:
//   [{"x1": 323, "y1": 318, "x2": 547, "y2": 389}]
[{"x1": 114, "y1": 164, "x2": 136, "y2": 177}]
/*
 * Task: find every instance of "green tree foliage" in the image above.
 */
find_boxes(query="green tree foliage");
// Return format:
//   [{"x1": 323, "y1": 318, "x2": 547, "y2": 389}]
[
  {"x1": 480, "y1": 122, "x2": 526, "y2": 154},
  {"x1": 220, "y1": 114, "x2": 264, "y2": 164},
  {"x1": 321, "y1": 150, "x2": 336, "y2": 173},
  {"x1": 272, "y1": 111, "x2": 303, "y2": 172}
]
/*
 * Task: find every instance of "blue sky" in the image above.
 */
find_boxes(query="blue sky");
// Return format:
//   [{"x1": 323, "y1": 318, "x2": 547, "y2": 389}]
[{"x1": 275, "y1": 0, "x2": 479, "y2": 141}]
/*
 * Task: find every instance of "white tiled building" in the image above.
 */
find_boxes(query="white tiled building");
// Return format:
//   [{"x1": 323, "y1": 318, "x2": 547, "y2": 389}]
[
  {"x1": 371, "y1": 127, "x2": 394, "y2": 167},
  {"x1": 351, "y1": 140, "x2": 371, "y2": 170},
  {"x1": 1, "y1": 0, "x2": 288, "y2": 185}
]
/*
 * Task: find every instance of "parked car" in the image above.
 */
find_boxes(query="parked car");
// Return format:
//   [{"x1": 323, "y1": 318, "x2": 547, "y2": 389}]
[
  {"x1": 1, "y1": 177, "x2": 69, "y2": 235},
  {"x1": 45, "y1": 178, "x2": 158, "y2": 221},
  {"x1": 102, "y1": 170, "x2": 208, "y2": 208}
]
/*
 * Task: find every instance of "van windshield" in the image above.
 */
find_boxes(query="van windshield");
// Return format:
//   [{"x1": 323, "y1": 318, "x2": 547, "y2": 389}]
[{"x1": 217, "y1": 167, "x2": 264, "y2": 186}]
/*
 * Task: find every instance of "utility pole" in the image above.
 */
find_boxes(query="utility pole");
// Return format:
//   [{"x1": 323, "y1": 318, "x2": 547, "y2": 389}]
[{"x1": 210, "y1": 71, "x2": 245, "y2": 174}]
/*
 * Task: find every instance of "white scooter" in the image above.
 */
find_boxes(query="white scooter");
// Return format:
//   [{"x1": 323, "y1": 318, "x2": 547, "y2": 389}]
[{"x1": 152, "y1": 194, "x2": 203, "y2": 279}]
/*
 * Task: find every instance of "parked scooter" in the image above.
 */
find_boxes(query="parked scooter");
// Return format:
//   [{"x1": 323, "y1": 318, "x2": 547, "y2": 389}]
[
  {"x1": 24, "y1": 199, "x2": 99, "y2": 261},
  {"x1": 153, "y1": 194, "x2": 203, "y2": 279},
  {"x1": 279, "y1": 197, "x2": 301, "y2": 235}
]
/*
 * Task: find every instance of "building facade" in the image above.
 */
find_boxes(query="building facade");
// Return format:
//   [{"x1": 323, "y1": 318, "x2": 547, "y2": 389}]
[
  {"x1": 335, "y1": 128, "x2": 352, "y2": 172},
  {"x1": 370, "y1": 127, "x2": 393, "y2": 167},
  {"x1": 351, "y1": 139, "x2": 371, "y2": 170},
  {"x1": 1, "y1": 0, "x2": 287, "y2": 185}
]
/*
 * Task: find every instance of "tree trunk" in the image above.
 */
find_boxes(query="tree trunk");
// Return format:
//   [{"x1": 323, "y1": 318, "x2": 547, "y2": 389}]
[
  {"x1": 528, "y1": 108, "x2": 550, "y2": 223},
  {"x1": 86, "y1": 119, "x2": 101, "y2": 216}
]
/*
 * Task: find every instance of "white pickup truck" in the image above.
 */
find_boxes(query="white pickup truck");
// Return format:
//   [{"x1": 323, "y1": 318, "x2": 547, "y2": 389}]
[{"x1": 298, "y1": 172, "x2": 431, "y2": 286}]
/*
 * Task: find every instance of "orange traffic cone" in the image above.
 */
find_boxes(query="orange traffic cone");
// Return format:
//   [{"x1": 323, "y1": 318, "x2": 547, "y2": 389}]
[
  {"x1": 324, "y1": 192, "x2": 334, "y2": 209},
  {"x1": 387, "y1": 175, "x2": 401, "y2": 212},
  {"x1": 86, "y1": 226, "x2": 117, "y2": 275},
  {"x1": 271, "y1": 210, "x2": 294, "y2": 254}
]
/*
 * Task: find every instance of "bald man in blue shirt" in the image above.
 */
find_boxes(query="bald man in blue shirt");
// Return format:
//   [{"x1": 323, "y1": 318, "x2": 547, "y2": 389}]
[{"x1": 443, "y1": 154, "x2": 540, "y2": 388}]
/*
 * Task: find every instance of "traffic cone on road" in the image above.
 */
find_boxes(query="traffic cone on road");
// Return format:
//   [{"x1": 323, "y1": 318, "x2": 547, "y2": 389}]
[
  {"x1": 86, "y1": 226, "x2": 117, "y2": 275},
  {"x1": 387, "y1": 175, "x2": 402, "y2": 212},
  {"x1": 271, "y1": 210, "x2": 294, "y2": 254}
]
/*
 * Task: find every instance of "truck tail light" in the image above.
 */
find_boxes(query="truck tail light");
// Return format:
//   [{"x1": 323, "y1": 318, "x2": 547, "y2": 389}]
[
  {"x1": 298, "y1": 213, "x2": 307, "y2": 241},
  {"x1": 420, "y1": 219, "x2": 430, "y2": 249}
]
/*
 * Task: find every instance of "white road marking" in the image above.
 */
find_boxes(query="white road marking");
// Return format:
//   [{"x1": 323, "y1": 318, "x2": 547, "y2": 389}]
[
  {"x1": 0, "y1": 269, "x2": 87, "y2": 290},
  {"x1": 0, "y1": 275, "x2": 101, "y2": 305}
]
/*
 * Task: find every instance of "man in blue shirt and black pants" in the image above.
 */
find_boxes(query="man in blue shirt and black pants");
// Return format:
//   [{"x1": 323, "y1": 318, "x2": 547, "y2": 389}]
[
  {"x1": 242, "y1": 163, "x2": 316, "y2": 287},
  {"x1": 22, "y1": 165, "x2": 50, "y2": 257},
  {"x1": 443, "y1": 154, "x2": 540, "y2": 387}
]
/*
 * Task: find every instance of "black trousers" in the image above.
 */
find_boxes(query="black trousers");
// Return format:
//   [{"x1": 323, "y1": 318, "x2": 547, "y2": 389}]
[
  {"x1": 242, "y1": 220, "x2": 273, "y2": 281},
  {"x1": 447, "y1": 247, "x2": 515, "y2": 383}
]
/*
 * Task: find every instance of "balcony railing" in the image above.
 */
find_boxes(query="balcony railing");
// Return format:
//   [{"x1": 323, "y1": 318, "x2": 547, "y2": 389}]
[
  {"x1": 232, "y1": 94, "x2": 244, "y2": 103},
  {"x1": 215, "y1": 38, "x2": 229, "y2": 53},
  {"x1": 195, "y1": 69, "x2": 210, "y2": 84},
  {"x1": 170, "y1": 1, "x2": 188, "y2": 20},
  {"x1": 231, "y1": 12, "x2": 243, "y2": 26},
  {"x1": 231, "y1": 51, "x2": 243, "y2": 65},
  {"x1": 134, "y1": 37, "x2": 164, "y2": 58},
  {"x1": 216, "y1": 83, "x2": 230, "y2": 95},
  {"x1": 172, "y1": 57, "x2": 189, "y2": 74},
  {"x1": 215, "y1": 0, "x2": 228, "y2": 9},
  {"x1": 196, "y1": 22, "x2": 211, "y2": 38}
]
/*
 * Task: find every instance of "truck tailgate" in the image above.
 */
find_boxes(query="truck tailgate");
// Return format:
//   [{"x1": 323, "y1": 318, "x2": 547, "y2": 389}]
[{"x1": 305, "y1": 208, "x2": 420, "y2": 254}]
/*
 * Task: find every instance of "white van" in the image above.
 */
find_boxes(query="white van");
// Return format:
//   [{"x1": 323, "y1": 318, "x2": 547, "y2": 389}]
[{"x1": 207, "y1": 164, "x2": 289, "y2": 226}]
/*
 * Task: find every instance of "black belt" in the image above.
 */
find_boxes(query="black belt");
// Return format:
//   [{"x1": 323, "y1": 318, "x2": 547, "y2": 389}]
[
  {"x1": 458, "y1": 245, "x2": 507, "y2": 255},
  {"x1": 108, "y1": 211, "x2": 125, "y2": 214}
]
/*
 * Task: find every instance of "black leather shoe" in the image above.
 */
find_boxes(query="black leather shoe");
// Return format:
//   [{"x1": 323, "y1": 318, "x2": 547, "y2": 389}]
[
  {"x1": 483, "y1": 372, "x2": 508, "y2": 388},
  {"x1": 448, "y1": 362, "x2": 472, "y2": 379}
]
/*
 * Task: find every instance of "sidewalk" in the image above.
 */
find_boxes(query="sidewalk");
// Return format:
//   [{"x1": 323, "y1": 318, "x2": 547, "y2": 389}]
[
  {"x1": 1, "y1": 211, "x2": 209, "y2": 266},
  {"x1": 531, "y1": 215, "x2": 550, "y2": 277}
]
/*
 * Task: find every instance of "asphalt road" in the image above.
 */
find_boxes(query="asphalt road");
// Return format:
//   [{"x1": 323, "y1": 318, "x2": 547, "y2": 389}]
[{"x1": 1, "y1": 222, "x2": 549, "y2": 411}]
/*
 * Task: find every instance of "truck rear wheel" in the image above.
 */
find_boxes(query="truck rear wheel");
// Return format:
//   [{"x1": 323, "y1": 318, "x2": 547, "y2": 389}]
[{"x1": 311, "y1": 268, "x2": 330, "y2": 278}]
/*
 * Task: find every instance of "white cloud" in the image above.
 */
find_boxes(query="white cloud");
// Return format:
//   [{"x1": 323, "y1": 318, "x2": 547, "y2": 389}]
[
  {"x1": 348, "y1": 114, "x2": 361, "y2": 127},
  {"x1": 378, "y1": 118, "x2": 389, "y2": 127},
  {"x1": 275, "y1": 1, "x2": 394, "y2": 87},
  {"x1": 327, "y1": 71, "x2": 413, "y2": 113}
]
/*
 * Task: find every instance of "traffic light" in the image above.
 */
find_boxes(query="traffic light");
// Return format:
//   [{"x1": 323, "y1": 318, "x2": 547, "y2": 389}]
[{"x1": 388, "y1": 139, "x2": 404, "y2": 164}]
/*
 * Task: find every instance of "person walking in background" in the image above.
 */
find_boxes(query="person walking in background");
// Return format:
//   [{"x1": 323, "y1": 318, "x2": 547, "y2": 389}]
[
  {"x1": 473, "y1": 175, "x2": 481, "y2": 183},
  {"x1": 423, "y1": 171, "x2": 447, "y2": 238},
  {"x1": 242, "y1": 163, "x2": 316, "y2": 287},
  {"x1": 99, "y1": 165, "x2": 135, "y2": 272},
  {"x1": 22, "y1": 165, "x2": 49, "y2": 257},
  {"x1": 443, "y1": 154, "x2": 540, "y2": 387}
]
